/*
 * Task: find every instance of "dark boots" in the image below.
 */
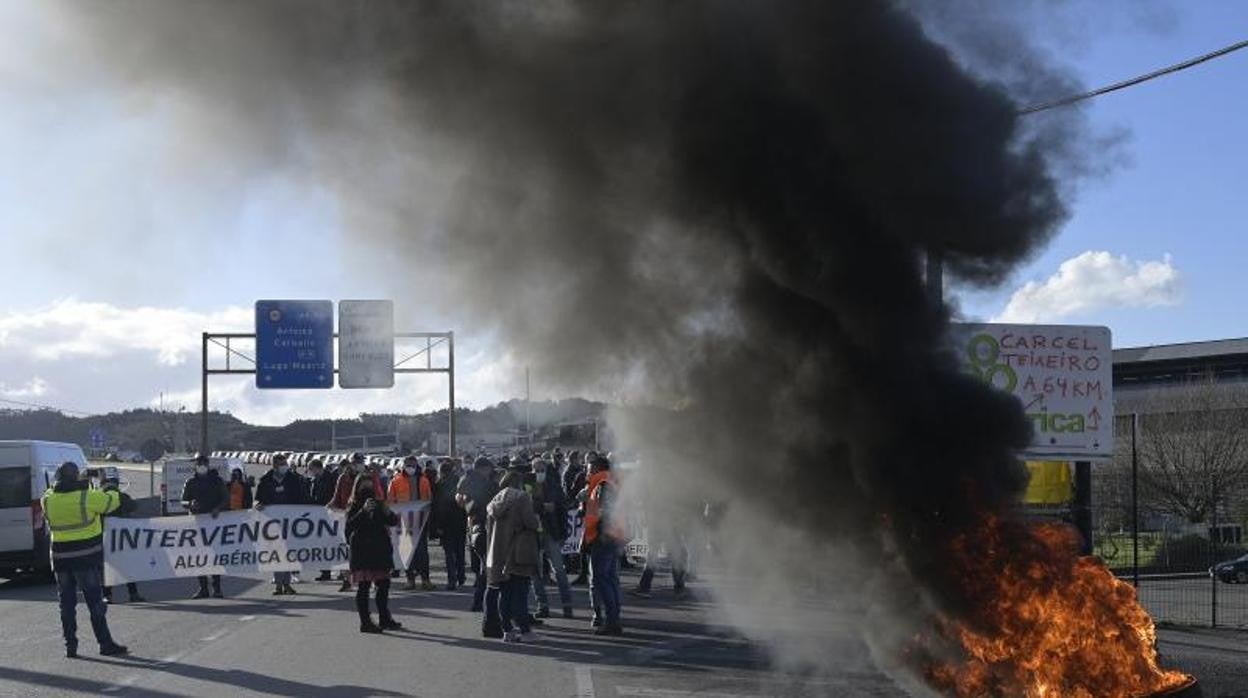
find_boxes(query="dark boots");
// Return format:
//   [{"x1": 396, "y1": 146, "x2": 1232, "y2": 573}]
[
  {"x1": 376, "y1": 581, "x2": 401, "y2": 630},
  {"x1": 358, "y1": 581, "x2": 399, "y2": 632},
  {"x1": 357, "y1": 590, "x2": 381, "y2": 633}
]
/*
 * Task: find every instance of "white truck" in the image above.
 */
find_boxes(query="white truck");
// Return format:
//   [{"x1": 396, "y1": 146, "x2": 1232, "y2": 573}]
[
  {"x1": 160, "y1": 456, "x2": 240, "y2": 515},
  {"x1": 0, "y1": 440, "x2": 88, "y2": 579}
]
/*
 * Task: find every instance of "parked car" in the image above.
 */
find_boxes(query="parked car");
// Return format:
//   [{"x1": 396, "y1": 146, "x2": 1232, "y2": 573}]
[{"x1": 1211, "y1": 553, "x2": 1248, "y2": 584}]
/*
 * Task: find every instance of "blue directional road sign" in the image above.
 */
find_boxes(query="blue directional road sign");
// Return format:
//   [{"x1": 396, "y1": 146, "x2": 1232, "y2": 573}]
[
  {"x1": 255, "y1": 300, "x2": 334, "y2": 389},
  {"x1": 89, "y1": 428, "x2": 106, "y2": 449}
]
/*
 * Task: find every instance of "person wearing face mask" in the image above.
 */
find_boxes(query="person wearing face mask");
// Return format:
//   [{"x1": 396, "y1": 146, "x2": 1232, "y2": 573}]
[
  {"x1": 387, "y1": 455, "x2": 435, "y2": 591},
  {"x1": 181, "y1": 454, "x2": 228, "y2": 600},
  {"x1": 254, "y1": 453, "x2": 306, "y2": 595},
  {"x1": 530, "y1": 457, "x2": 574, "y2": 619},
  {"x1": 346, "y1": 474, "x2": 402, "y2": 633}
]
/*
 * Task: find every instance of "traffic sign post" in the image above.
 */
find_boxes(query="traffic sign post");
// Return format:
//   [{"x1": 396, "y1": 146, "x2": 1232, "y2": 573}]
[
  {"x1": 140, "y1": 438, "x2": 166, "y2": 500},
  {"x1": 201, "y1": 303, "x2": 455, "y2": 457},
  {"x1": 339, "y1": 300, "x2": 395, "y2": 388},
  {"x1": 255, "y1": 300, "x2": 334, "y2": 389}
]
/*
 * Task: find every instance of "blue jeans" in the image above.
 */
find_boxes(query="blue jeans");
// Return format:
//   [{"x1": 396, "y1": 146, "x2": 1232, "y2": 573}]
[
  {"x1": 532, "y1": 533, "x2": 573, "y2": 610},
  {"x1": 499, "y1": 575, "x2": 532, "y2": 633},
  {"x1": 589, "y1": 542, "x2": 622, "y2": 626},
  {"x1": 56, "y1": 566, "x2": 116, "y2": 650}
]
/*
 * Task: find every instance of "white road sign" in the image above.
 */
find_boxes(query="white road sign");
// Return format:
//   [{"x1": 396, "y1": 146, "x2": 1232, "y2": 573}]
[
  {"x1": 954, "y1": 323, "x2": 1113, "y2": 460},
  {"x1": 338, "y1": 300, "x2": 395, "y2": 388}
]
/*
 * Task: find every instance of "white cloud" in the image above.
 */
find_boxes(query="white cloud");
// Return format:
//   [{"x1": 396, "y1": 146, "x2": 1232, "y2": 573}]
[
  {"x1": 0, "y1": 298, "x2": 251, "y2": 365},
  {"x1": 0, "y1": 377, "x2": 49, "y2": 399},
  {"x1": 0, "y1": 299, "x2": 521, "y2": 424},
  {"x1": 993, "y1": 251, "x2": 1181, "y2": 323}
]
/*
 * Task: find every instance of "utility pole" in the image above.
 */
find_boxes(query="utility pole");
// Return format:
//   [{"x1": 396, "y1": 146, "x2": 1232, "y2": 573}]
[
  {"x1": 447, "y1": 331, "x2": 456, "y2": 457},
  {"x1": 199, "y1": 332, "x2": 208, "y2": 457},
  {"x1": 1212, "y1": 478, "x2": 1220, "y2": 629},
  {"x1": 1131, "y1": 413, "x2": 1139, "y2": 587},
  {"x1": 525, "y1": 367, "x2": 531, "y2": 447}
]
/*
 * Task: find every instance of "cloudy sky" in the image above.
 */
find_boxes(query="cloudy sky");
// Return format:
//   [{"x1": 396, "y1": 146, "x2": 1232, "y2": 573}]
[{"x1": 0, "y1": 2, "x2": 1244, "y2": 424}]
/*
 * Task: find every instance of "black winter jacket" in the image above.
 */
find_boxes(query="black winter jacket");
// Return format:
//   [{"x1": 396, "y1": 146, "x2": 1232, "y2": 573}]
[
  {"x1": 110, "y1": 491, "x2": 137, "y2": 517},
  {"x1": 432, "y1": 478, "x2": 467, "y2": 540},
  {"x1": 308, "y1": 471, "x2": 337, "y2": 505},
  {"x1": 255, "y1": 469, "x2": 306, "y2": 505},
  {"x1": 181, "y1": 472, "x2": 228, "y2": 514},
  {"x1": 537, "y1": 475, "x2": 569, "y2": 541},
  {"x1": 346, "y1": 499, "x2": 398, "y2": 572},
  {"x1": 563, "y1": 465, "x2": 586, "y2": 503}
]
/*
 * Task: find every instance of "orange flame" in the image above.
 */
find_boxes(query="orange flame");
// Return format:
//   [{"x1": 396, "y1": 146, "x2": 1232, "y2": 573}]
[{"x1": 921, "y1": 516, "x2": 1191, "y2": 697}]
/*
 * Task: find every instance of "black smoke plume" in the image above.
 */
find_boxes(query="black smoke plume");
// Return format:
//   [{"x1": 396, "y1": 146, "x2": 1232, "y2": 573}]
[{"x1": 49, "y1": 0, "x2": 1094, "y2": 690}]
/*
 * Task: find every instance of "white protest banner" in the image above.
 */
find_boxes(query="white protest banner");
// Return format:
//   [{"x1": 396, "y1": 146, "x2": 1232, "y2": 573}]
[
  {"x1": 953, "y1": 323, "x2": 1113, "y2": 460},
  {"x1": 623, "y1": 511, "x2": 648, "y2": 560},
  {"x1": 104, "y1": 502, "x2": 428, "y2": 585}
]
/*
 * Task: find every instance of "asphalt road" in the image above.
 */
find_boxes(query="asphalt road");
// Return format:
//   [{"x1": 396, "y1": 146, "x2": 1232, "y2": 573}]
[
  {"x1": 1155, "y1": 627, "x2": 1248, "y2": 698},
  {"x1": 0, "y1": 562, "x2": 904, "y2": 698},
  {"x1": 3, "y1": 559, "x2": 1246, "y2": 698},
  {"x1": 14, "y1": 466, "x2": 891, "y2": 697},
  {"x1": 1137, "y1": 576, "x2": 1248, "y2": 630}
]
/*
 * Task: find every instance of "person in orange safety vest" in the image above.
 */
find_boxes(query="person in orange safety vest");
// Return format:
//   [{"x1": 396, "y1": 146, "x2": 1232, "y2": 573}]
[
  {"x1": 578, "y1": 454, "x2": 626, "y2": 635},
  {"x1": 388, "y1": 455, "x2": 435, "y2": 590}
]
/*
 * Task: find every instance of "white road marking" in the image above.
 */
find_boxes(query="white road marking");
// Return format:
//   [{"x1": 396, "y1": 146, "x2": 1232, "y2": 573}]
[
  {"x1": 239, "y1": 615, "x2": 256, "y2": 622},
  {"x1": 104, "y1": 650, "x2": 188, "y2": 693},
  {"x1": 200, "y1": 628, "x2": 229, "y2": 642},
  {"x1": 575, "y1": 665, "x2": 596, "y2": 698},
  {"x1": 102, "y1": 673, "x2": 141, "y2": 693}
]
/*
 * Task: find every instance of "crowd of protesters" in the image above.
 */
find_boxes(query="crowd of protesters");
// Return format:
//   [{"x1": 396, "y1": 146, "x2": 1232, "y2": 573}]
[{"x1": 66, "y1": 444, "x2": 694, "y2": 654}]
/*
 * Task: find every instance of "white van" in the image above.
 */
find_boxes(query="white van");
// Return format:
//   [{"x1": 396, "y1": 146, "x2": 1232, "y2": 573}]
[{"x1": 0, "y1": 440, "x2": 88, "y2": 578}]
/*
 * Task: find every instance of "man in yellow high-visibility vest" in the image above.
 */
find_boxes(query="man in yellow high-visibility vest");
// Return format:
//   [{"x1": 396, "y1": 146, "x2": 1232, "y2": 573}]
[{"x1": 41, "y1": 461, "x2": 128, "y2": 658}]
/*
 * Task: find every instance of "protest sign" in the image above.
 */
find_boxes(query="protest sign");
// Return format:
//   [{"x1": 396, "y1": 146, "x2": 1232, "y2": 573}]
[
  {"x1": 561, "y1": 510, "x2": 585, "y2": 555},
  {"x1": 103, "y1": 502, "x2": 428, "y2": 585},
  {"x1": 953, "y1": 323, "x2": 1113, "y2": 460}
]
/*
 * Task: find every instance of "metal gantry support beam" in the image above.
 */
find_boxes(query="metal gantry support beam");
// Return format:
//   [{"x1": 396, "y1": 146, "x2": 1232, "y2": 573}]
[{"x1": 200, "y1": 331, "x2": 455, "y2": 458}]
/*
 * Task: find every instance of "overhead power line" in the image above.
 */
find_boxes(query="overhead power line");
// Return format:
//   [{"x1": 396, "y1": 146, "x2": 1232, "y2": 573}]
[
  {"x1": 1020, "y1": 37, "x2": 1248, "y2": 115},
  {"x1": 0, "y1": 396, "x2": 95, "y2": 416}
]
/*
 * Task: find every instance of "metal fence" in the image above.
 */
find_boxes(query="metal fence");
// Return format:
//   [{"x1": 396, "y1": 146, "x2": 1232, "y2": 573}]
[{"x1": 1089, "y1": 414, "x2": 1248, "y2": 629}]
